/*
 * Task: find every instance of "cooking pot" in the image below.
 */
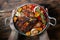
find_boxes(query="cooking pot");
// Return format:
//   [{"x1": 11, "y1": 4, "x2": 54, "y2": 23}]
[{"x1": 5, "y1": 3, "x2": 56, "y2": 37}]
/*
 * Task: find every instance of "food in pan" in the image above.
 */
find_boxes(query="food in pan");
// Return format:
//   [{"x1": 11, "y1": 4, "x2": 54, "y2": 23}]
[{"x1": 13, "y1": 3, "x2": 48, "y2": 36}]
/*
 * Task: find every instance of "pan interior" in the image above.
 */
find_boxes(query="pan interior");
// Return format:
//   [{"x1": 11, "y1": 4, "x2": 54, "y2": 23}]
[{"x1": 13, "y1": 3, "x2": 48, "y2": 36}]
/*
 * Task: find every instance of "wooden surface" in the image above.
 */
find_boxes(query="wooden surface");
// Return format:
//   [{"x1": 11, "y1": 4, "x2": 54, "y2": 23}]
[
  {"x1": 0, "y1": 0, "x2": 60, "y2": 40},
  {"x1": 0, "y1": 11, "x2": 11, "y2": 40}
]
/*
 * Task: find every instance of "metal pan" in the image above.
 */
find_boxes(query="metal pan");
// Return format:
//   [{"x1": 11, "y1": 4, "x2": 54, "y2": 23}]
[{"x1": 5, "y1": 3, "x2": 56, "y2": 37}]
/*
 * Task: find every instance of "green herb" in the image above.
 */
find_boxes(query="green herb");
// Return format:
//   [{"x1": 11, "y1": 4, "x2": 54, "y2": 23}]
[{"x1": 36, "y1": 7, "x2": 46, "y2": 24}]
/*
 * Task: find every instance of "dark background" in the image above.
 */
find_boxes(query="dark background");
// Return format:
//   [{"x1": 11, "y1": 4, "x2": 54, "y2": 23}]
[{"x1": 0, "y1": 0, "x2": 60, "y2": 40}]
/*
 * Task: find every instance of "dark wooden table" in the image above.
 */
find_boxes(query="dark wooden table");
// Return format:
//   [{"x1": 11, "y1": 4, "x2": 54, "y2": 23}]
[{"x1": 0, "y1": 0, "x2": 60, "y2": 40}]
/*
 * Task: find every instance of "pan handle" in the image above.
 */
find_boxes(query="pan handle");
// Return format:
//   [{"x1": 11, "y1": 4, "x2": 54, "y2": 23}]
[
  {"x1": 4, "y1": 9, "x2": 15, "y2": 27},
  {"x1": 5, "y1": 17, "x2": 11, "y2": 26},
  {"x1": 48, "y1": 16, "x2": 56, "y2": 26}
]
